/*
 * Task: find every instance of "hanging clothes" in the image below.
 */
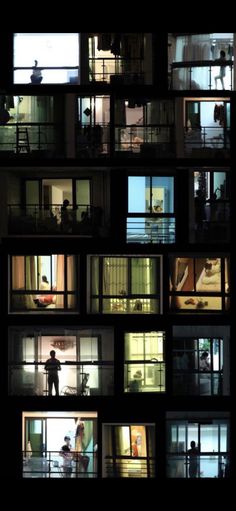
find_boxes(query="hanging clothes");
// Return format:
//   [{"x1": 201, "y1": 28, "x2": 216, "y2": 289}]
[
  {"x1": 97, "y1": 33, "x2": 111, "y2": 52},
  {"x1": 110, "y1": 33, "x2": 121, "y2": 55},
  {"x1": 214, "y1": 104, "x2": 225, "y2": 126}
]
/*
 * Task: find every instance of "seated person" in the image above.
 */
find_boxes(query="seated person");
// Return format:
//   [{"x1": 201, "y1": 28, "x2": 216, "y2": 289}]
[{"x1": 129, "y1": 370, "x2": 143, "y2": 392}]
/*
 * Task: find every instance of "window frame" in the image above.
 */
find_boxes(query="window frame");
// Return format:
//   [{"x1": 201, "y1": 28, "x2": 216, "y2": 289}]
[
  {"x1": 90, "y1": 255, "x2": 162, "y2": 314},
  {"x1": 10, "y1": 254, "x2": 78, "y2": 312}
]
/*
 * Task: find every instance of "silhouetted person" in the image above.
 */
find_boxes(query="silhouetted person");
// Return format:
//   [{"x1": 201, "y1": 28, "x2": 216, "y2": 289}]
[
  {"x1": 215, "y1": 51, "x2": 226, "y2": 90},
  {"x1": 30, "y1": 60, "x2": 43, "y2": 84},
  {"x1": 61, "y1": 199, "x2": 72, "y2": 232},
  {"x1": 188, "y1": 440, "x2": 199, "y2": 478},
  {"x1": 60, "y1": 436, "x2": 73, "y2": 478},
  {"x1": 44, "y1": 350, "x2": 61, "y2": 396}
]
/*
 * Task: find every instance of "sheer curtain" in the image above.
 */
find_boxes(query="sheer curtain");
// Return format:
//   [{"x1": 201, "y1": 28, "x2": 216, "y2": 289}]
[
  {"x1": 12, "y1": 256, "x2": 24, "y2": 289},
  {"x1": 67, "y1": 255, "x2": 76, "y2": 308},
  {"x1": 169, "y1": 257, "x2": 181, "y2": 309},
  {"x1": 131, "y1": 258, "x2": 156, "y2": 294},
  {"x1": 25, "y1": 256, "x2": 36, "y2": 308},
  {"x1": 103, "y1": 257, "x2": 128, "y2": 295},
  {"x1": 56, "y1": 255, "x2": 65, "y2": 307}
]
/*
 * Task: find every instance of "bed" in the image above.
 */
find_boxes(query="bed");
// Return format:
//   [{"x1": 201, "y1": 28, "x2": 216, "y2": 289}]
[{"x1": 172, "y1": 258, "x2": 224, "y2": 311}]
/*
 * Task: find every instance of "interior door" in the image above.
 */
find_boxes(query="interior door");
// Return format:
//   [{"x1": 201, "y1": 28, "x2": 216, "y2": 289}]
[{"x1": 25, "y1": 418, "x2": 46, "y2": 457}]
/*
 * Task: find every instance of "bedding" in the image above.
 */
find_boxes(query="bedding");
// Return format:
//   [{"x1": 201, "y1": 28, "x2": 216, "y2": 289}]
[{"x1": 196, "y1": 263, "x2": 221, "y2": 292}]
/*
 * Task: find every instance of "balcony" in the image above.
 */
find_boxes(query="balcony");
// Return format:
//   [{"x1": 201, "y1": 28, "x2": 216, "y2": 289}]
[{"x1": 8, "y1": 204, "x2": 104, "y2": 236}]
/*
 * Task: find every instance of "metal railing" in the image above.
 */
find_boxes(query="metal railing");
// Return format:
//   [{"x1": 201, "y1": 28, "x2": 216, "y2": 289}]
[
  {"x1": 76, "y1": 123, "x2": 109, "y2": 157},
  {"x1": 105, "y1": 455, "x2": 155, "y2": 478},
  {"x1": 184, "y1": 125, "x2": 230, "y2": 155},
  {"x1": 8, "y1": 204, "x2": 103, "y2": 235},
  {"x1": 173, "y1": 371, "x2": 223, "y2": 395},
  {"x1": 127, "y1": 217, "x2": 176, "y2": 243},
  {"x1": 23, "y1": 449, "x2": 97, "y2": 478},
  {"x1": 170, "y1": 60, "x2": 233, "y2": 90},
  {"x1": 167, "y1": 454, "x2": 229, "y2": 478},
  {"x1": 89, "y1": 57, "x2": 144, "y2": 83},
  {"x1": 0, "y1": 122, "x2": 63, "y2": 156},
  {"x1": 9, "y1": 361, "x2": 114, "y2": 396},
  {"x1": 115, "y1": 125, "x2": 175, "y2": 157},
  {"x1": 14, "y1": 66, "x2": 79, "y2": 84},
  {"x1": 124, "y1": 360, "x2": 165, "y2": 392}
]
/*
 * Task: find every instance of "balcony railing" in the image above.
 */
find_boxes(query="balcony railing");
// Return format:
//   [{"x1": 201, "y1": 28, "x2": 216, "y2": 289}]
[
  {"x1": 23, "y1": 449, "x2": 97, "y2": 478},
  {"x1": 14, "y1": 66, "x2": 80, "y2": 84},
  {"x1": 184, "y1": 126, "x2": 230, "y2": 157},
  {"x1": 9, "y1": 361, "x2": 114, "y2": 396},
  {"x1": 194, "y1": 199, "x2": 230, "y2": 242},
  {"x1": 127, "y1": 217, "x2": 176, "y2": 243},
  {"x1": 76, "y1": 123, "x2": 109, "y2": 158},
  {"x1": 173, "y1": 370, "x2": 223, "y2": 395},
  {"x1": 89, "y1": 57, "x2": 144, "y2": 83},
  {"x1": 8, "y1": 204, "x2": 103, "y2": 235},
  {"x1": 105, "y1": 455, "x2": 155, "y2": 478},
  {"x1": 0, "y1": 123, "x2": 63, "y2": 157},
  {"x1": 170, "y1": 60, "x2": 234, "y2": 90},
  {"x1": 124, "y1": 360, "x2": 165, "y2": 392},
  {"x1": 115, "y1": 125, "x2": 175, "y2": 157},
  {"x1": 167, "y1": 454, "x2": 229, "y2": 478}
]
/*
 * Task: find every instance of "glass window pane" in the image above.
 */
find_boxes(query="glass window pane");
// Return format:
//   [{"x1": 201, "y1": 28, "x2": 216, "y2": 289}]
[
  {"x1": 130, "y1": 426, "x2": 147, "y2": 457},
  {"x1": 220, "y1": 425, "x2": 227, "y2": 452},
  {"x1": 80, "y1": 337, "x2": 98, "y2": 360},
  {"x1": 128, "y1": 177, "x2": 147, "y2": 213},
  {"x1": 200, "y1": 425, "x2": 218, "y2": 452},
  {"x1": 103, "y1": 257, "x2": 128, "y2": 295},
  {"x1": 76, "y1": 180, "x2": 90, "y2": 205},
  {"x1": 131, "y1": 258, "x2": 157, "y2": 294},
  {"x1": 152, "y1": 177, "x2": 174, "y2": 213},
  {"x1": 187, "y1": 425, "x2": 198, "y2": 450},
  {"x1": 213, "y1": 338, "x2": 220, "y2": 371},
  {"x1": 40, "y1": 256, "x2": 52, "y2": 289},
  {"x1": 14, "y1": 33, "x2": 79, "y2": 84},
  {"x1": 115, "y1": 426, "x2": 131, "y2": 456},
  {"x1": 26, "y1": 180, "x2": 40, "y2": 206},
  {"x1": 91, "y1": 257, "x2": 99, "y2": 295}
]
